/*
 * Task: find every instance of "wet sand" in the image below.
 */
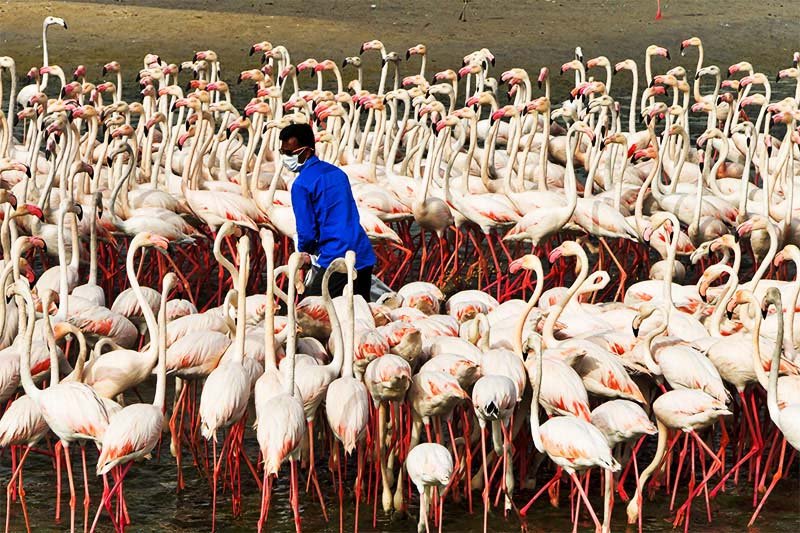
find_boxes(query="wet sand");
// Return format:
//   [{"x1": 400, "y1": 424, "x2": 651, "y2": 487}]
[{"x1": 2, "y1": 0, "x2": 799, "y2": 106}]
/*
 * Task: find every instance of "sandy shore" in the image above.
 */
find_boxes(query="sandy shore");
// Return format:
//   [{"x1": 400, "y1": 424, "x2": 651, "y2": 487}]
[{"x1": 2, "y1": 0, "x2": 798, "y2": 105}]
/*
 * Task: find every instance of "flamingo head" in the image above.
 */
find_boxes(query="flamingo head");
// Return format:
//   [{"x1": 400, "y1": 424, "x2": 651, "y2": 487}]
[
  {"x1": 679, "y1": 38, "x2": 700, "y2": 56},
  {"x1": 509, "y1": 254, "x2": 542, "y2": 274},
  {"x1": 44, "y1": 16, "x2": 67, "y2": 30},
  {"x1": 359, "y1": 39, "x2": 383, "y2": 55},
  {"x1": 646, "y1": 45, "x2": 670, "y2": 60},
  {"x1": 249, "y1": 41, "x2": 273, "y2": 56},
  {"x1": 139, "y1": 232, "x2": 170, "y2": 251},
  {"x1": 72, "y1": 64, "x2": 86, "y2": 80},
  {"x1": 17, "y1": 204, "x2": 43, "y2": 221}
]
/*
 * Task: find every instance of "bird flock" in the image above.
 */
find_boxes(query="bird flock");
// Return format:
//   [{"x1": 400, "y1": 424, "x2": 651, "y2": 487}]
[{"x1": 0, "y1": 14, "x2": 798, "y2": 533}]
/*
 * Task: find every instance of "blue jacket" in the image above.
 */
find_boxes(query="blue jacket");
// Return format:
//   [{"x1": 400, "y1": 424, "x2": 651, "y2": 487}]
[{"x1": 291, "y1": 155, "x2": 376, "y2": 270}]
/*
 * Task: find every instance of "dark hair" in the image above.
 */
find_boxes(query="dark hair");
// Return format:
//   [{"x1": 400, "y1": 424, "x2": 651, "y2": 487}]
[{"x1": 279, "y1": 123, "x2": 315, "y2": 148}]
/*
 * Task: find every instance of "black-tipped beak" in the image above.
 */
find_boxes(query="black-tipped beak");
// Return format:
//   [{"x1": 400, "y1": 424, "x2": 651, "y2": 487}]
[
  {"x1": 700, "y1": 291, "x2": 707, "y2": 303},
  {"x1": 106, "y1": 157, "x2": 113, "y2": 167},
  {"x1": 63, "y1": 22, "x2": 68, "y2": 30},
  {"x1": 761, "y1": 307, "x2": 769, "y2": 320},
  {"x1": 359, "y1": 44, "x2": 366, "y2": 55},
  {"x1": 632, "y1": 325, "x2": 639, "y2": 337},
  {"x1": 726, "y1": 309, "x2": 734, "y2": 320},
  {"x1": 341, "y1": 58, "x2": 348, "y2": 69},
  {"x1": 249, "y1": 45, "x2": 256, "y2": 56},
  {"x1": 695, "y1": 72, "x2": 700, "y2": 80},
  {"x1": 537, "y1": 80, "x2": 542, "y2": 89},
  {"x1": 406, "y1": 50, "x2": 411, "y2": 60},
  {"x1": 74, "y1": 204, "x2": 83, "y2": 221}
]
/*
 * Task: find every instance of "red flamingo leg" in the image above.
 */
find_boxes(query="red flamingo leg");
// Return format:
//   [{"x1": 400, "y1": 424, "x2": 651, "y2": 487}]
[
  {"x1": 749, "y1": 439, "x2": 788, "y2": 526},
  {"x1": 290, "y1": 459, "x2": 302, "y2": 533},
  {"x1": 569, "y1": 471, "x2": 601, "y2": 532},
  {"x1": 5, "y1": 446, "x2": 31, "y2": 533},
  {"x1": 89, "y1": 464, "x2": 131, "y2": 533},
  {"x1": 520, "y1": 466, "x2": 562, "y2": 516},
  {"x1": 63, "y1": 445, "x2": 76, "y2": 533}
]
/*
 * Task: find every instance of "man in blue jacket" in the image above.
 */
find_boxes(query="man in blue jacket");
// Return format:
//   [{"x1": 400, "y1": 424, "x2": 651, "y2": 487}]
[{"x1": 280, "y1": 123, "x2": 377, "y2": 301}]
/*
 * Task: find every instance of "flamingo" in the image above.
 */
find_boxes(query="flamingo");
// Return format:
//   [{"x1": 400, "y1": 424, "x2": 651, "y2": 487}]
[
  {"x1": 13, "y1": 279, "x2": 109, "y2": 533},
  {"x1": 198, "y1": 234, "x2": 253, "y2": 531},
  {"x1": 523, "y1": 315, "x2": 620, "y2": 533},
  {"x1": 324, "y1": 250, "x2": 371, "y2": 531},
  {"x1": 254, "y1": 251, "x2": 306, "y2": 533},
  {"x1": 90, "y1": 273, "x2": 177, "y2": 530},
  {"x1": 406, "y1": 443, "x2": 453, "y2": 533}
]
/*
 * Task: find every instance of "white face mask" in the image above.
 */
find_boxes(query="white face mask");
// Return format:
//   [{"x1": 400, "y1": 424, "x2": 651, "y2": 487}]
[{"x1": 282, "y1": 147, "x2": 308, "y2": 173}]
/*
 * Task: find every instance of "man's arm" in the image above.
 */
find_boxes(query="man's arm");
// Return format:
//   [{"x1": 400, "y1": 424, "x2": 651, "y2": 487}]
[{"x1": 290, "y1": 180, "x2": 319, "y2": 254}]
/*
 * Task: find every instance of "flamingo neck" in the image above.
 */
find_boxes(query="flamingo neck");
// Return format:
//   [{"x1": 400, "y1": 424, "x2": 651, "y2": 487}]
[
  {"x1": 126, "y1": 238, "x2": 160, "y2": 364},
  {"x1": 543, "y1": 249, "x2": 589, "y2": 348},
  {"x1": 514, "y1": 262, "x2": 544, "y2": 355},
  {"x1": 16, "y1": 286, "x2": 40, "y2": 399},
  {"x1": 154, "y1": 278, "x2": 170, "y2": 409},
  {"x1": 323, "y1": 266, "x2": 345, "y2": 376}
]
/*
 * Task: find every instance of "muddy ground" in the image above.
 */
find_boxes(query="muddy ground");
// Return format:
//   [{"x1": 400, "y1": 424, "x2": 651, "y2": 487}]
[{"x1": 1, "y1": 0, "x2": 798, "y2": 106}]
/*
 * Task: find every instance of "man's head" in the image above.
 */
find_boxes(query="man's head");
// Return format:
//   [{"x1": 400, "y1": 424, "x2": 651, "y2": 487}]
[{"x1": 279, "y1": 123, "x2": 315, "y2": 168}]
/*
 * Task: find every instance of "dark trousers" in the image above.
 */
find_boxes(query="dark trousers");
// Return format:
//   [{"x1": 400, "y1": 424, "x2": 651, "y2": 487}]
[{"x1": 304, "y1": 264, "x2": 374, "y2": 302}]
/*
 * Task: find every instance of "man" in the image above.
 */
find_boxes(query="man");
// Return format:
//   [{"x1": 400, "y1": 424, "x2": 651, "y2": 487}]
[{"x1": 280, "y1": 122, "x2": 377, "y2": 301}]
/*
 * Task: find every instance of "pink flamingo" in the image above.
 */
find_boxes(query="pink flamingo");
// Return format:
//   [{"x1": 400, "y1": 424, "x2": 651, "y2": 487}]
[
  {"x1": 523, "y1": 325, "x2": 620, "y2": 533},
  {"x1": 89, "y1": 273, "x2": 176, "y2": 532},
  {"x1": 13, "y1": 280, "x2": 109, "y2": 533},
  {"x1": 406, "y1": 443, "x2": 453, "y2": 533},
  {"x1": 81, "y1": 232, "x2": 171, "y2": 399},
  {"x1": 198, "y1": 234, "x2": 252, "y2": 531},
  {"x1": 255, "y1": 251, "x2": 306, "y2": 533},
  {"x1": 325, "y1": 251, "x2": 371, "y2": 532}
]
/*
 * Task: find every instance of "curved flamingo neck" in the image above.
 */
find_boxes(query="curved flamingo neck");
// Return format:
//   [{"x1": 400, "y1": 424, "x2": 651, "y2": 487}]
[
  {"x1": 126, "y1": 237, "x2": 160, "y2": 364},
  {"x1": 16, "y1": 285, "x2": 40, "y2": 399},
  {"x1": 322, "y1": 264, "x2": 345, "y2": 376},
  {"x1": 514, "y1": 262, "x2": 544, "y2": 355},
  {"x1": 543, "y1": 248, "x2": 589, "y2": 347}
]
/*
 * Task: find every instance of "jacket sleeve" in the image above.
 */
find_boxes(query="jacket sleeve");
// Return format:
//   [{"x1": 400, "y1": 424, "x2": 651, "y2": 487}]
[{"x1": 291, "y1": 180, "x2": 318, "y2": 254}]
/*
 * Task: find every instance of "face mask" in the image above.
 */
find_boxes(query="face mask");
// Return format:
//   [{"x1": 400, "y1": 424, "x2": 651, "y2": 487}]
[{"x1": 282, "y1": 147, "x2": 307, "y2": 173}]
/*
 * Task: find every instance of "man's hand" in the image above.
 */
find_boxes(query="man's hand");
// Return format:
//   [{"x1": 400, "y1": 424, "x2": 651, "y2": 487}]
[{"x1": 299, "y1": 252, "x2": 312, "y2": 265}]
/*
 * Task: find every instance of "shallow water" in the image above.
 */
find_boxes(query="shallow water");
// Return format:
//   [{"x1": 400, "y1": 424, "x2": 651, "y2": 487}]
[
  {"x1": 3, "y1": 0, "x2": 800, "y2": 530},
  {"x1": 4, "y1": 429, "x2": 800, "y2": 532}
]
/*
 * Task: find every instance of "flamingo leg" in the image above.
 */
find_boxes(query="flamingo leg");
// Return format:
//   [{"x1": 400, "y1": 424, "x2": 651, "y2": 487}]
[
  {"x1": 290, "y1": 458, "x2": 302, "y2": 533},
  {"x1": 257, "y1": 472, "x2": 272, "y2": 533},
  {"x1": 63, "y1": 445, "x2": 76, "y2": 533},
  {"x1": 479, "y1": 424, "x2": 489, "y2": 533},
  {"x1": 81, "y1": 446, "x2": 90, "y2": 533},
  {"x1": 748, "y1": 439, "x2": 788, "y2": 526},
  {"x1": 5, "y1": 446, "x2": 31, "y2": 533},
  {"x1": 89, "y1": 464, "x2": 131, "y2": 533},
  {"x1": 569, "y1": 471, "x2": 601, "y2": 533}
]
